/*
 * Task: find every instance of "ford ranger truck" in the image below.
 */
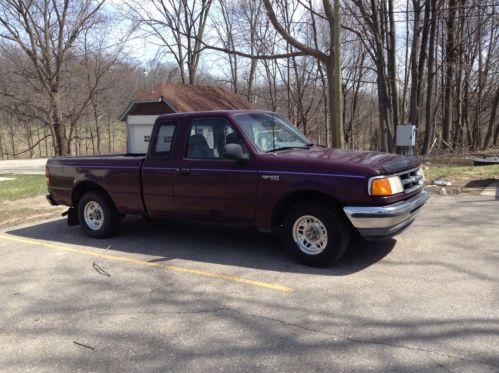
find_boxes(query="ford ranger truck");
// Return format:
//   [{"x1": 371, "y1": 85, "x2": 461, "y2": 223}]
[{"x1": 46, "y1": 110, "x2": 430, "y2": 267}]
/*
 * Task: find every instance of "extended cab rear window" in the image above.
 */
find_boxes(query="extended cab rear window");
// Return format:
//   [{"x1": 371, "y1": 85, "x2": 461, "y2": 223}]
[{"x1": 152, "y1": 121, "x2": 177, "y2": 156}]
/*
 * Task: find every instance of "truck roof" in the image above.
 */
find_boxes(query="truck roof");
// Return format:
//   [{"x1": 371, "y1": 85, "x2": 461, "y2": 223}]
[{"x1": 156, "y1": 109, "x2": 274, "y2": 121}]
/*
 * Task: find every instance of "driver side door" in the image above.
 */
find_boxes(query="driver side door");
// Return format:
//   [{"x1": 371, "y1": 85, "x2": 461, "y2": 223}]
[{"x1": 173, "y1": 117, "x2": 258, "y2": 223}]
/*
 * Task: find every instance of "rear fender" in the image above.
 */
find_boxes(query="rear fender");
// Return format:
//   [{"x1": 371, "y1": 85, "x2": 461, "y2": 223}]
[{"x1": 71, "y1": 179, "x2": 115, "y2": 211}]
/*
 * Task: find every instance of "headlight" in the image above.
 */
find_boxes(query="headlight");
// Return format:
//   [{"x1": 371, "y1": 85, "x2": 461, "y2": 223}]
[
  {"x1": 369, "y1": 176, "x2": 404, "y2": 196},
  {"x1": 416, "y1": 168, "x2": 425, "y2": 182}
]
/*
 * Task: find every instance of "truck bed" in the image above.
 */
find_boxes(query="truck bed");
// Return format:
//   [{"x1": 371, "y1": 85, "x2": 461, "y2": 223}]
[{"x1": 46, "y1": 154, "x2": 146, "y2": 214}]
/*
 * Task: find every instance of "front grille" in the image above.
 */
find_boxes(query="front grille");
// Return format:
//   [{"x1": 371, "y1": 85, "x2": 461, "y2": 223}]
[{"x1": 399, "y1": 168, "x2": 424, "y2": 194}]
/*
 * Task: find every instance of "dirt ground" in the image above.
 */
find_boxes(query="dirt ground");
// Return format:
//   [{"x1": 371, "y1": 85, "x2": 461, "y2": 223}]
[{"x1": 0, "y1": 195, "x2": 65, "y2": 228}]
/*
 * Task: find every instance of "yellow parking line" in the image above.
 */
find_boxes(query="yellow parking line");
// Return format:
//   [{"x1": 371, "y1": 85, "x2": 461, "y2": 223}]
[{"x1": 0, "y1": 233, "x2": 293, "y2": 293}]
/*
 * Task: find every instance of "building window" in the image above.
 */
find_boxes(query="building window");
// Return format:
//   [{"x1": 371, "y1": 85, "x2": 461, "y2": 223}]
[{"x1": 144, "y1": 135, "x2": 151, "y2": 143}]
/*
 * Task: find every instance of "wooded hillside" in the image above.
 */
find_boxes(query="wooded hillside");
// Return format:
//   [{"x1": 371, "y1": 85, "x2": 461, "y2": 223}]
[{"x1": 0, "y1": 0, "x2": 497, "y2": 158}]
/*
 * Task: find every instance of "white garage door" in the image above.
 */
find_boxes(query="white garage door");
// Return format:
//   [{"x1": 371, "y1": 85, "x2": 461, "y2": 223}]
[{"x1": 130, "y1": 124, "x2": 153, "y2": 154}]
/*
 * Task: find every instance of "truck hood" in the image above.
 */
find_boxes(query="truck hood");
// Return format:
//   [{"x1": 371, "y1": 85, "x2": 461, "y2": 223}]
[{"x1": 262, "y1": 147, "x2": 420, "y2": 176}]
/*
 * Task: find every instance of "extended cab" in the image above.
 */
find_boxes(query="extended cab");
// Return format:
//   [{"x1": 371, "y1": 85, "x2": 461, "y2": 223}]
[{"x1": 47, "y1": 110, "x2": 430, "y2": 266}]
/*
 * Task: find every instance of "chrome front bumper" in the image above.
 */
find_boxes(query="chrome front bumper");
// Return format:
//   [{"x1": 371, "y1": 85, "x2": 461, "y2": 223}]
[{"x1": 343, "y1": 188, "x2": 431, "y2": 239}]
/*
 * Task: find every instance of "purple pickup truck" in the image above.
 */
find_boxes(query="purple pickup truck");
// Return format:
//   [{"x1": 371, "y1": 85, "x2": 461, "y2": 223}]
[{"x1": 46, "y1": 110, "x2": 430, "y2": 266}]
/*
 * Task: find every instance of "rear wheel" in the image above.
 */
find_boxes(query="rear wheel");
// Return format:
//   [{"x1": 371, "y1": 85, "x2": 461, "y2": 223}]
[
  {"x1": 283, "y1": 200, "x2": 349, "y2": 267},
  {"x1": 78, "y1": 191, "x2": 121, "y2": 238}
]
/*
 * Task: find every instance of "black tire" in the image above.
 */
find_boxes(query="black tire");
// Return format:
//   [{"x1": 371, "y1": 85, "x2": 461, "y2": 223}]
[
  {"x1": 77, "y1": 191, "x2": 121, "y2": 238},
  {"x1": 282, "y1": 200, "x2": 350, "y2": 267}
]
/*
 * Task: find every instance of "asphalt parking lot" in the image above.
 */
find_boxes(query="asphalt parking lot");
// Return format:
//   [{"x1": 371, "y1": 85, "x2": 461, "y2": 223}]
[{"x1": 0, "y1": 193, "x2": 498, "y2": 372}]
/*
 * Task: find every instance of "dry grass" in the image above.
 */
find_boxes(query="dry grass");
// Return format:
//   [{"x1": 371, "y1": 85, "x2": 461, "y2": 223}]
[
  {"x1": 0, "y1": 206, "x2": 62, "y2": 228},
  {"x1": 0, "y1": 175, "x2": 65, "y2": 227},
  {"x1": 422, "y1": 160, "x2": 498, "y2": 194}
]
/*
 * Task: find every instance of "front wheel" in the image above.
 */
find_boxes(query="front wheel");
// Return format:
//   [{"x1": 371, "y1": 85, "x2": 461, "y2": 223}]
[
  {"x1": 282, "y1": 200, "x2": 349, "y2": 267},
  {"x1": 78, "y1": 191, "x2": 121, "y2": 238}
]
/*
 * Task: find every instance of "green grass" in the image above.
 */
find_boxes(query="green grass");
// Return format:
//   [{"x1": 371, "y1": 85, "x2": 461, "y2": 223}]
[{"x1": 0, "y1": 174, "x2": 47, "y2": 201}]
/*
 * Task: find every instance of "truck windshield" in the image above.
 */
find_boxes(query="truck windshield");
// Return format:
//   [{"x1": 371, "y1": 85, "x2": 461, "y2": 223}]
[{"x1": 235, "y1": 113, "x2": 312, "y2": 153}]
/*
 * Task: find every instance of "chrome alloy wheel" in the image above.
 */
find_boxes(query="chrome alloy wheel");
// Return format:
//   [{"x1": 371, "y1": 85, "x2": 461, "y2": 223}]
[
  {"x1": 83, "y1": 201, "x2": 104, "y2": 231},
  {"x1": 292, "y1": 215, "x2": 328, "y2": 255}
]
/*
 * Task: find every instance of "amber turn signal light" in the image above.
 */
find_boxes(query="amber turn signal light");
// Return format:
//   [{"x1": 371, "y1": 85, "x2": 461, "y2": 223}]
[
  {"x1": 370, "y1": 176, "x2": 404, "y2": 196},
  {"x1": 371, "y1": 178, "x2": 392, "y2": 196}
]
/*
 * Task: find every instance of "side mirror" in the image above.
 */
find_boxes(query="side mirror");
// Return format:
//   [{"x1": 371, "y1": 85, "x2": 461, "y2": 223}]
[{"x1": 224, "y1": 143, "x2": 250, "y2": 161}]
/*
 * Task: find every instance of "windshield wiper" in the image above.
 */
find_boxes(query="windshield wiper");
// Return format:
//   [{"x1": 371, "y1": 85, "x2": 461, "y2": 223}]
[
  {"x1": 305, "y1": 143, "x2": 326, "y2": 148},
  {"x1": 266, "y1": 146, "x2": 309, "y2": 153}
]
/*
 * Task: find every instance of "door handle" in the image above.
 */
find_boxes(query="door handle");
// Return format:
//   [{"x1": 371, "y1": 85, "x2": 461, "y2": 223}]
[{"x1": 177, "y1": 168, "x2": 191, "y2": 175}]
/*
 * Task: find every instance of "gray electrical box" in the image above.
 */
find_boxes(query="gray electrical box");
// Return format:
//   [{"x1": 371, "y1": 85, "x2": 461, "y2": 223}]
[{"x1": 396, "y1": 125, "x2": 416, "y2": 147}]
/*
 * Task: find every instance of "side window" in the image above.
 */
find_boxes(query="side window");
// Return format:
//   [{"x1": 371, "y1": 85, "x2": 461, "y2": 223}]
[
  {"x1": 153, "y1": 122, "x2": 176, "y2": 155},
  {"x1": 186, "y1": 118, "x2": 247, "y2": 160}
]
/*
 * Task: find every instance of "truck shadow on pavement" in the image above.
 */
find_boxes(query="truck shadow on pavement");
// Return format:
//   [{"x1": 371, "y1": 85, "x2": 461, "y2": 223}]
[{"x1": 6, "y1": 216, "x2": 395, "y2": 276}]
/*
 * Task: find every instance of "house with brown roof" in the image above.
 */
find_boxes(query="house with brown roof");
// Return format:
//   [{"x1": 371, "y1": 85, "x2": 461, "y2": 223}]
[{"x1": 119, "y1": 84, "x2": 252, "y2": 153}]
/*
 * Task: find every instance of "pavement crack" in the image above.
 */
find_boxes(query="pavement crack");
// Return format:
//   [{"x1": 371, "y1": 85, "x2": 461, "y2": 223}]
[
  {"x1": 428, "y1": 353, "x2": 455, "y2": 373},
  {"x1": 224, "y1": 308, "x2": 499, "y2": 370},
  {"x1": 73, "y1": 340, "x2": 95, "y2": 350},
  {"x1": 165, "y1": 307, "x2": 227, "y2": 315},
  {"x1": 96, "y1": 307, "x2": 226, "y2": 317}
]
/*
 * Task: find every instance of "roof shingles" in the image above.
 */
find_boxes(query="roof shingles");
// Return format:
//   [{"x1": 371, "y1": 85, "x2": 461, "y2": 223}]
[{"x1": 134, "y1": 84, "x2": 252, "y2": 112}]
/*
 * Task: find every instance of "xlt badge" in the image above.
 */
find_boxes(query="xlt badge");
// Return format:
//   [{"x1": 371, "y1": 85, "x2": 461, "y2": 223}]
[{"x1": 261, "y1": 174, "x2": 280, "y2": 181}]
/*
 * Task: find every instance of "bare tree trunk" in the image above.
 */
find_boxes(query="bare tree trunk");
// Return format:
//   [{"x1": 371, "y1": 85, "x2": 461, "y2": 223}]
[
  {"x1": 0, "y1": 126, "x2": 4, "y2": 160},
  {"x1": 350, "y1": 0, "x2": 395, "y2": 152},
  {"x1": 309, "y1": 1, "x2": 328, "y2": 146},
  {"x1": 452, "y1": 8, "x2": 464, "y2": 149},
  {"x1": 408, "y1": 0, "x2": 430, "y2": 134},
  {"x1": 386, "y1": 0, "x2": 399, "y2": 146},
  {"x1": 262, "y1": 59, "x2": 278, "y2": 112},
  {"x1": 442, "y1": 0, "x2": 457, "y2": 149},
  {"x1": 317, "y1": 60, "x2": 329, "y2": 147},
  {"x1": 408, "y1": 0, "x2": 421, "y2": 127},
  {"x1": 247, "y1": 60, "x2": 257, "y2": 104},
  {"x1": 422, "y1": 0, "x2": 437, "y2": 154},
  {"x1": 107, "y1": 116, "x2": 112, "y2": 153},
  {"x1": 91, "y1": 101, "x2": 101, "y2": 155},
  {"x1": 472, "y1": 0, "x2": 484, "y2": 149},
  {"x1": 7, "y1": 117, "x2": 16, "y2": 157},
  {"x1": 36, "y1": 124, "x2": 42, "y2": 158},
  {"x1": 49, "y1": 92, "x2": 67, "y2": 155},
  {"x1": 345, "y1": 50, "x2": 366, "y2": 148},
  {"x1": 44, "y1": 126, "x2": 50, "y2": 157},
  {"x1": 326, "y1": 63, "x2": 338, "y2": 147},
  {"x1": 494, "y1": 119, "x2": 499, "y2": 146},
  {"x1": 331, "y1": 0, "x2": 344, "y2": 148},
  {"x1": 482, "y1": 85, "x2": 499, "y2": 149},
  {"x1": 261, "y1": 0, "x2": 343, "y2": 148},
  {"x1": 23, "y1": 120, "x2": 34, "y2": 158},
  {"x1": 401, "y1": 0, "x2": 410, "y2": 122}
]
